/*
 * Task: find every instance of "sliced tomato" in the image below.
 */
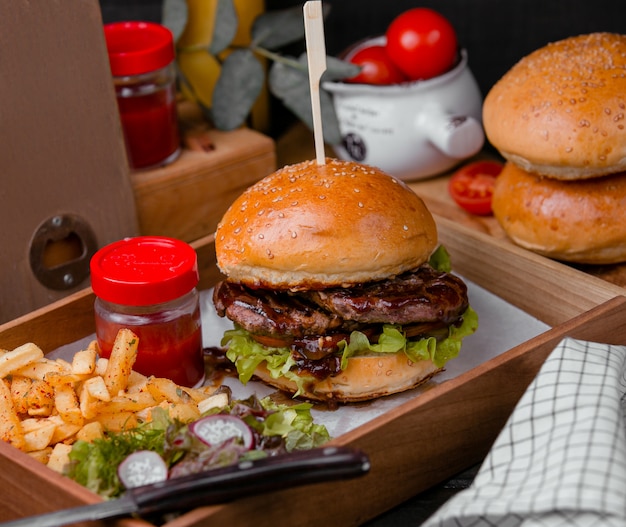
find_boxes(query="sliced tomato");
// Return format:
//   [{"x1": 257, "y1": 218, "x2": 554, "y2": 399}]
[
  {"x1": 251, "y1": 334, "x2": 292, "y2": 348},
  {"x1": 448, "y1": 160, "x2": 504, "y2": 216}
]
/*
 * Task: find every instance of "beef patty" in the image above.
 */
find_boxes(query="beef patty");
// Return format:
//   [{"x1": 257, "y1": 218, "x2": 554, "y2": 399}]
[{"x1": 212, "y1": 264, "x2": 469, "y2": 341}]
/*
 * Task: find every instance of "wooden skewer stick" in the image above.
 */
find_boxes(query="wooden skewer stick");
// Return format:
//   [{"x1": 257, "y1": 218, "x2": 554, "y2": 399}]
[{"x1": 303, "y1": 1, "x2": 327, "y2": 166}]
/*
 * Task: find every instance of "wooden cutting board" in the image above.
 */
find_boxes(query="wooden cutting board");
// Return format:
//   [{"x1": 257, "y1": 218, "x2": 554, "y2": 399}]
[{"x1": 0, "y1": 0, "x2": 138, "y2": 323}]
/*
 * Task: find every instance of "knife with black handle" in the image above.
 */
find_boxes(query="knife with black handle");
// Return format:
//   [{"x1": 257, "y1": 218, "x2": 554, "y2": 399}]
[{"x1": 0, "y1": 446, "x2": 370, "y2": 527}]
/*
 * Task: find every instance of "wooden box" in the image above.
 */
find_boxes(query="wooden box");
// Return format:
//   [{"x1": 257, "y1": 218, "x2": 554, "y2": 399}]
[
  {"x1": 0, "y1": 218, "x2": 625, "y2": 526},
  {"x1": 131, "y1": 126, "x2": 276, "y2": 243},
  {"x1": 0, "y1": 0, "x2": 138, "y2": 324}
]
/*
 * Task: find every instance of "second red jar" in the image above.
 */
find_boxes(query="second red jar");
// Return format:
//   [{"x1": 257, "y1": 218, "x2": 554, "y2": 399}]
[{"x1": 104, "y1": 21, "x2": 181, "y2": 170}]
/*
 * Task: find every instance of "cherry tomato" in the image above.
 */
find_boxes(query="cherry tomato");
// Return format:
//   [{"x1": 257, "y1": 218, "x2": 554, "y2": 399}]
[
  {"x1": 346, "y1": 45, "x2": 408, "y2": 85},
  {"x1": 252, "y1": 334, "x2": 292, "y2": 348},
  {"x1": 448, "y1": 161, "x2": 504, "y2": 216},
  {"x1": 385, "y1": 8, "x2": 458, "y2": 80}
]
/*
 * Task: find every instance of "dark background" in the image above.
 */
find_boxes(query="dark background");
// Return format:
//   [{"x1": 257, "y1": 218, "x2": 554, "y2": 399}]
[{"x1": 98, "y1": 0, "x2": 626, "y2": 138}]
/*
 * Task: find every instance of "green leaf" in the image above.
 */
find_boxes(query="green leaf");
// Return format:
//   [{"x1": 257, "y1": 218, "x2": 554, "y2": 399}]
[
  {"x1": 268, "y1": 54, "x2": 343, "y2": 145},
  {"x1": 211, "y1": 49, "x2": 265, "y2": 130},
  {"x1": 210, "y1": 0, "x2": 238, "y2": 55},
  {"x1": 429, "y1": 245, "x2": 452, "y2": 273},
  {"x1": 323, "y1": 55, "x2": 362, "y2": 82},
  {"x1": 162, "y1": 0, "x2": 187, "y2": 41},
  {"x1": 251, "y1": 4, "x2": 329, "y2": 50}
]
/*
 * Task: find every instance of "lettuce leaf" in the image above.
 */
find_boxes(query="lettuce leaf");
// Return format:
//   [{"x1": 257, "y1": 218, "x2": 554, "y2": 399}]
[
  {"x1": 66, "y1": 397, "x2": 328, "y2": 498},
  {"x1": 222, "y1": 306, "x2": 478, "y2": 395}
]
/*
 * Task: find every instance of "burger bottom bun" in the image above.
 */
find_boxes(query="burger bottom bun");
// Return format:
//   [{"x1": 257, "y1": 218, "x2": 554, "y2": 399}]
[
  {"x1": 492, "y1": 162, "x2": 626, "y2": 264},
  {"x1": 253, "y1": 353, "x2": 442, "y2": 403}
]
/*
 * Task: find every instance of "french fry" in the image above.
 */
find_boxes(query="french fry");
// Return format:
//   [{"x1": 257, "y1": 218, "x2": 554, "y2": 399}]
[
  {"x1": 47, "y1": 415, "x2": 82, "y2": 444},
  {"x1": 75, "y1": 421, "x2": 104, "y2": 443},
  {"x1": 98, "y1": 392, "x2": 157, "y2": 414},
  {"x1": 79, "y1": 383, "x2": 102, "y2": 420},
  {"x1": 10, "y1": 376, "x2": 33, "y2": 415},
  {"x1": 45, "y1": 371, "x2": 87, "y2": 388},
  {"x1": 71, "y1": 347, "x2": 97, "y2": 375},
  {"x1": 197, "y1": 392, "x2": 230, "y2": 414},
  {"x1": 0, "y1": 379, "x2": 25, "y2": 450},
  {"x1": 183, "y1": 384, "x2": 218, "y2": 404},
  {"x1": 47, "y1": 443, "x2": 72, "y2": 473},
  {"x1": 126, "y1": 370, "x2": 149, "y2": 393},
  {"x1": 93, "y1": 411, "x2": 138, "y2": 432},
  {"x1": 0, "y1": 343, "x2": 44, "y2": 378},
  {"x1": 21, "y1": 418, "x2": 57, "y2": 452},
  {"x1": 161, "y1": 402, "x2": 200, "y2": 422},
  {"x1": 54, "y1": 384, "x2": 84, "y2": 427},
  {"x1": 13, "y1": 358, "x2": 64, "y2": 380},
  {"x1": 95, "y1": 357, "x2": 108, "y2": 376},
  {"x1": 0, "y1": 332, "x2": 229, "y2": 462},
  {"x1": 103, "y1": 329, "x2": 138, "y2": 395},
  {"x1": 146, "y1": 377, "x2": 190, "y2": 404},
  {"x1": 28, "y1": 447, "x2": 52, "y2": 464},
  {"x1": 24, "y1": 379, "x2": 55, "y2": 417},
  {"x1": 83, "y1": 376, "x2": 111, "y2": 402}
]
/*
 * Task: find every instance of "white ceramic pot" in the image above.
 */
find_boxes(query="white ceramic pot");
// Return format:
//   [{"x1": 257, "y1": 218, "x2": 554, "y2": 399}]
[{"x1": 323, "y1": 38, "x2": 485, "y2": 180}]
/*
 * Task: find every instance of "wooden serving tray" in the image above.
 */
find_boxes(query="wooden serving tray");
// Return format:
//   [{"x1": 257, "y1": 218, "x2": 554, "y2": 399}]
[{"x1": 0, "y1": 219, "x2": 624, "y2": 526}]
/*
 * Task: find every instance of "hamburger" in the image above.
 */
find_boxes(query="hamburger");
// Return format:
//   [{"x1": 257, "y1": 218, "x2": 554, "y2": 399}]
[
  {"x1": 482, "y1": 32, "x2": 626, "y2": 264},
  {"x1": 212, "y1": 158, "x2": 477, "y2": 403}
]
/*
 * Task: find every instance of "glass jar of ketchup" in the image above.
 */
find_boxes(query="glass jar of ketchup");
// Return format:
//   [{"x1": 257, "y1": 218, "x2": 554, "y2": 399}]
[
  {"x1": 104, "y1": 21, "x2": 181, "y2": 170},
  {"x1": 90, "y1": 236, "x2": 205, "y2": 387}
]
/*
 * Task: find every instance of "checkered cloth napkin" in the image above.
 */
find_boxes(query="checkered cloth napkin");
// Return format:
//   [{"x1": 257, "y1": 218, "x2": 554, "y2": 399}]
[{"x1": 422, "y1": 337, "x2": 626, "y2": 527}]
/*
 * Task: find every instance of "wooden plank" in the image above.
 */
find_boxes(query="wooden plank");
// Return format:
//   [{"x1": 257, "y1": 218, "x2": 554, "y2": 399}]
[
  {"x1": 437, "y1": 216, "x2": 626, "y2": 327},
  {"x1": 0, "y1": 0, "x2": 138, "y2": 323},
  {"x1": 1, "y1": 222, "x2": 626, "y2": 526}
]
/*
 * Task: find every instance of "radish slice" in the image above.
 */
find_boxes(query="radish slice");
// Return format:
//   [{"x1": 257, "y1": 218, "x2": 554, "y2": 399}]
[
  {"x1": 118, "y1": 450, "x2": 168, "y2": 488},
  {"x1": 189, "y1": 415, "x2": 254, "y2": 449}
]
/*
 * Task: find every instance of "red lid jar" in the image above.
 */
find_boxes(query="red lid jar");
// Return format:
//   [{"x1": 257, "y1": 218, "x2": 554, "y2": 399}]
[
  {"x1": 104, "y1": 22, "x2": 181, "y2": 170},
  {"x1": 90, "y1": 236, "x2": 204, "y2": 387}
]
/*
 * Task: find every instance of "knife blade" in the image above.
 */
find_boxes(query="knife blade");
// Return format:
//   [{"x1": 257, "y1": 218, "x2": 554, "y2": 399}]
[{"x1": 0, "y1": 446, "x2": 370, "y2": 527}]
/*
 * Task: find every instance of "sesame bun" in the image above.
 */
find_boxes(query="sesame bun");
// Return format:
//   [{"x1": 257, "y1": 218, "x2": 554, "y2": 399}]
[
  {"x1": 492, "y1": 162, "x2": 626, "y2": 264},
  {"x1": 215, "y1": 158, "x2": 438, "y2": 289},
  {"x1": 483, "y1": 33, "x2": 626, "y2": 180},
  {"x1": 253, "y1": 353, "x2": 442, "y2": 403}
]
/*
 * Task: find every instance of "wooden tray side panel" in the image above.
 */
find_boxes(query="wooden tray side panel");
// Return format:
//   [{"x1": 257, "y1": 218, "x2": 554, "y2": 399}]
[
  {"x1": 437, "y1": 216, "x2": 626, "y2": 326},
  {"x1": 164, "y1": 297, "x2": 626, "y2": 527},
  {"x1": 0, "y1": 289, "x2": 95, "y2": 352}
]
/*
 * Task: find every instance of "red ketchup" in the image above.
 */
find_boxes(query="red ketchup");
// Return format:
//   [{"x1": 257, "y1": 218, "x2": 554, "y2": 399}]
[
  {"x1": 104, "y1": 21, "x2": 181, "y2": 169},
  {"x1": 90, "y1": 236, "x2": 205, "y2": 387}
]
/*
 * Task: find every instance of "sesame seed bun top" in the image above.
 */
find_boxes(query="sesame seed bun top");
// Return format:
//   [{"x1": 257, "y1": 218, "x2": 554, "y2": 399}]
[
  {"x1": 483, "y1": 32, "x2": 626, "y2": 179},
  {"x1": 215, "y1": 158, "x2": 438, "y2": 289}
]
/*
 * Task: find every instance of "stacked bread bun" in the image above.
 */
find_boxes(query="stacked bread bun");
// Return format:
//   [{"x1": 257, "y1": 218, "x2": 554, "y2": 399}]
[{"x1": 483, "y1": 32, "x2": 626, "y2": 264}]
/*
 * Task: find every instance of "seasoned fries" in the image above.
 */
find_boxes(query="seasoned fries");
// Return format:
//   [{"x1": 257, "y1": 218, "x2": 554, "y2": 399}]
[{"x1": 0, "y1": 329, "x2": 216, "y2": 470}]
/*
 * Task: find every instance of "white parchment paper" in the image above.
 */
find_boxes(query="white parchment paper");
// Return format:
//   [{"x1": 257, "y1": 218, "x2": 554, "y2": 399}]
[{"x1": 54, "y1": 278, "x2": 549, "y2": 439}]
